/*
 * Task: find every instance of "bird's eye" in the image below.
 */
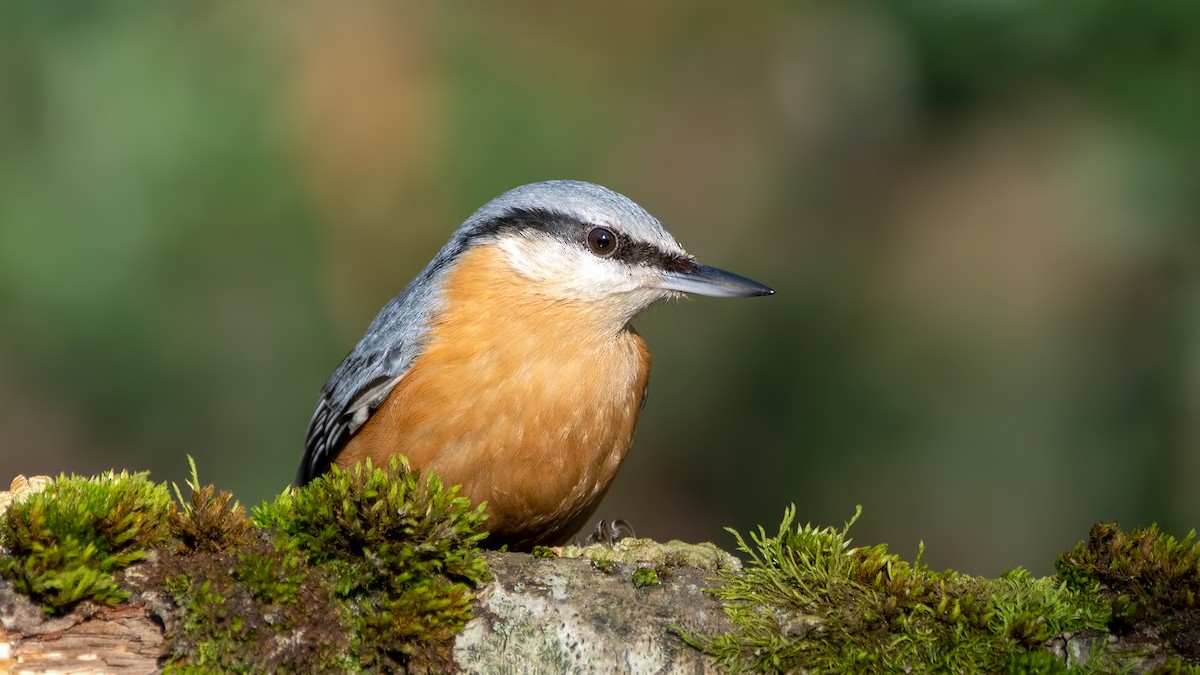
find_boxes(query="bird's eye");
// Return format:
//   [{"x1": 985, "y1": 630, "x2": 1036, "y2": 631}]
[{"x1": 587, "y1": 227, "x2": 618, "y2": 257}]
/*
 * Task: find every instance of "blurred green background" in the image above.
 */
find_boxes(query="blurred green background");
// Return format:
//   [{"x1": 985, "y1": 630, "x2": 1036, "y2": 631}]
[{"x1": 2, "y1": 2, "x2": 1197, "y2": 575}]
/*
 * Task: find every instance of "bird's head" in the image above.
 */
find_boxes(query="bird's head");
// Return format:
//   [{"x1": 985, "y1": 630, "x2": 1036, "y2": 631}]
[{"x1": 450, "y1": 180, "x2": 773, "y2": 324}]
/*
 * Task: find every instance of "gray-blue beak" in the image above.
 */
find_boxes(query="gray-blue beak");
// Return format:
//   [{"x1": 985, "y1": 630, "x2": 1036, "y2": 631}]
[{"x1": 660, "y1": 262, "x2": 774, "y2": 298}]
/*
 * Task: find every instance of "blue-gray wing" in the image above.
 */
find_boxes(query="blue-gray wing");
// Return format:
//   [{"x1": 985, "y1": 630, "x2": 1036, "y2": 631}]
[
  {"x1": 297, "y1": 357, "x2": 405, "y2": 485},
  {"x1": 295, "y1": 265, "x2": 451, "y2": 485}
]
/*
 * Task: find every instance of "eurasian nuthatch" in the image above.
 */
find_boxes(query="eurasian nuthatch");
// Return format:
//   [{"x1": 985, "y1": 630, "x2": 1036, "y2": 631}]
[{"x1": 296, "y1": 181, "x2": 772, "y2": 549}]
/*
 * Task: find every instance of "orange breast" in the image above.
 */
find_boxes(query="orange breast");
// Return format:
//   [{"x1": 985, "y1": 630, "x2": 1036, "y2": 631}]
[{"x1": 336, "y1": 244, "x2": 651, "y2": 549}]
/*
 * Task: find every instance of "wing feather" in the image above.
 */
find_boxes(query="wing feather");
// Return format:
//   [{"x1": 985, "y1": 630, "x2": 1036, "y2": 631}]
[
  {"x1": 295, "y1": 265, "x2": 449, "y2": 486},
  {"x1": 297, "y1": 371, "x2": 404, "y2": 484}
]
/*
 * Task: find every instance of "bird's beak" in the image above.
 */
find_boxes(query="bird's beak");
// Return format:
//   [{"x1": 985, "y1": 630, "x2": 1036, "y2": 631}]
[{"x1": 659, "y1": 262, "x2": 774, "y2": 298}]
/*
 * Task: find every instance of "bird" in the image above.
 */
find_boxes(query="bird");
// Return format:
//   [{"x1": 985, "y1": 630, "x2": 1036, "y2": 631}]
[{"x1": 296, "y1": 180, "x2": 773, "y2": 550}]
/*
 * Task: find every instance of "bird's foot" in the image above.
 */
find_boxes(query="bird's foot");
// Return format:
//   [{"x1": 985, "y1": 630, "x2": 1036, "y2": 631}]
[{"x1": 585, "y1": 519, "x2": 636, "y2": 546}]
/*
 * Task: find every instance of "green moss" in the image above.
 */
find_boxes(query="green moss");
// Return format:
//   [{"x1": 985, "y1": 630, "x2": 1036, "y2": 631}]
[
  {"x1": 1057, "y1": 522, "x2": 1199, "y2": 615},
  {"x1": 591, "y1": 556, "x2": 619, "y2": 574},
  {"x1": 0, "y1": 471, "x2": 170, "y2": 613},
  {"x1": 155, "y1": 456, "x2": 488, "y2": 672},
  {"x1": 0, "y1": 459, "x2": 491, "y2": 671},
  {"x1": 1154, "y1": 658, "x2": 1200, "y2": 674},
  {"x1": 559, "y1": 537, "x2": 742, "y2": 573},
  {"x1": 156, "y1": 534, "x2": 344, "y2": 674},
  {"x1": 1057, "y1": 522, "x2": 1200, "y2": 663},
  {"x1": 164, "y1": 574, "x2": 234, "y2": 665},
  {"x1": 152, "y1": 461, "x2": 344, "y2": 672},
  {"x1": 1006, "y1": 650, "x2": 1072, "y2": 674},
  {"x1": 683, "y1": 505, "x2": 1109, "y2": 673},
  {"x1": 168, "y1": 456, "x2": 252, "y2": 554},
  {"x1": 253, "y1": 457, "x2": 490, "y2": 673},
  {"x1": 633, "y1": 566, "x2": 661, "y2": 588},
  {"x1": 531, "y1": 545, "x2": 556, "y2": 558},
  {"x1": 232, "y1": 536, "x2": 306, "y2": 606}
]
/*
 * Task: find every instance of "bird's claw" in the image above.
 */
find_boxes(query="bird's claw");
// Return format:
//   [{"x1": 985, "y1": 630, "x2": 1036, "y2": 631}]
[{"x1": 586, "y1": 518, "x2": 636, "y2": 546}]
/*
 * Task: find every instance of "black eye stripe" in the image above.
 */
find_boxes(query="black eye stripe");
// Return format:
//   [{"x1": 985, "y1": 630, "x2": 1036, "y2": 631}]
[
  {"x1": 612, "y1": 238, "x2": 695, "y2": 274},
  {"x1": 585, "y1": 225, "x2": 695, "y2": 273},
  {"x1": 473, "y1": 206, "x2": 694, "y2": 274},
  {"x1": 587, "y1": 224, "x2": 693, "y2": 273}
]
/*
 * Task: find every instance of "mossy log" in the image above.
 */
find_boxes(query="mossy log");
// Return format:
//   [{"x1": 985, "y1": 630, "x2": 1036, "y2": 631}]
[
  {"x1": 1, "y1": 470, "x2": 1198, "y2": 673},
  {"x1": 0, "y1": 544, "x2": 737, "y2": 674},
  {"x1": 0, "y1": 544, "x2": 1193, "y2": 674}
]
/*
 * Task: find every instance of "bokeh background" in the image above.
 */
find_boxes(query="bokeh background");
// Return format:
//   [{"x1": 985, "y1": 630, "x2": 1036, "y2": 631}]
[{"x1": 2, "y1": 2, "x2": 1197, "y2": 576}]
